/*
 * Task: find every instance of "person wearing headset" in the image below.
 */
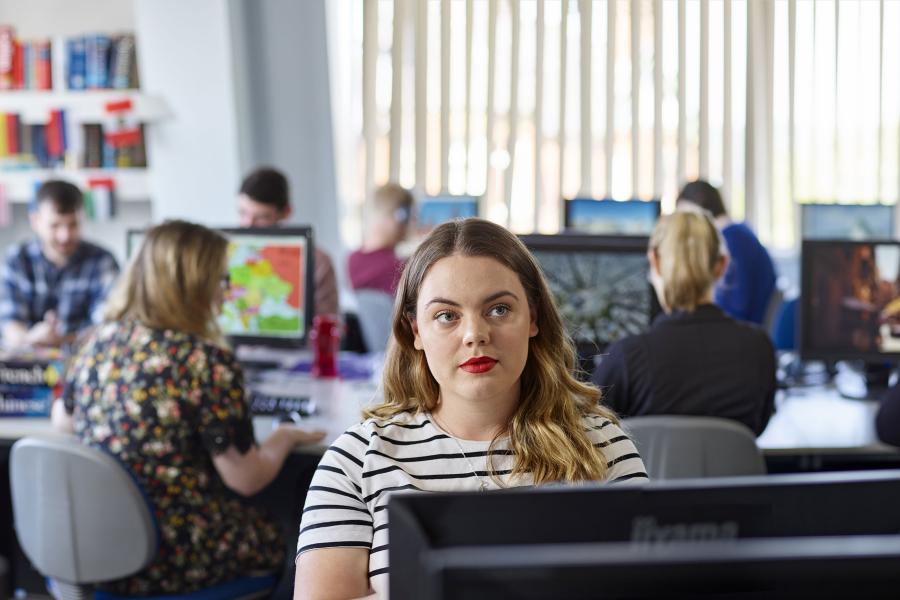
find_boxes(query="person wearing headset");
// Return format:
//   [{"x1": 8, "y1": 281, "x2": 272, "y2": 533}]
[{"x1": 347, "y1": 183, "x2": 415, "y2": 296}]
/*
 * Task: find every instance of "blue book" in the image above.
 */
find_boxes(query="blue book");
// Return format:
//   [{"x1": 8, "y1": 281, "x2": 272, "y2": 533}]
[
  {"x1": 67, "y1": 37, "x2": 86, "y2": 90},
  {"x1": 85, "y1": 34, "x2": 111, "y2": 89}
]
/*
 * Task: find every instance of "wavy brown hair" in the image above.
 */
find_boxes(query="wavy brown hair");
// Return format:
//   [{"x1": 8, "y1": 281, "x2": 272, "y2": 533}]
[
  {"x1": 104, "y1": 220, "x2": 229, "y2": 346},
  {"x1": 365, "y1": 218, "x2": 618, "y2": 484}
]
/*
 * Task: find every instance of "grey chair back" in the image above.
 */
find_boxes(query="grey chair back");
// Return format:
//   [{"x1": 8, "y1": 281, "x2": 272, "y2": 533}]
[
  {"x1": 10, "y1": 434, "x2": 157, "y2": 583},
  {"x1": 355, "y1": 289, "x2": 395, "y2": 353},
  {"x1": 622, "y1": 415, "x2": 766, "y2": 480}
]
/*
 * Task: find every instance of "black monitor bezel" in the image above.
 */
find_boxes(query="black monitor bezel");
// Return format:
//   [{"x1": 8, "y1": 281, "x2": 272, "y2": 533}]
[
  {"x1": 216, "y1": 226, "x2": 316, "y2": 349},
  {"x1": 388, "y1": 470, "x2": 900, "y2": 600},
  {"x1": 563, "y1": 197, "x2": 662, "y2": 233},
  {"x1": 800, "y1": 202, "x2": 896, "y2": 240},
  {"x1": 799, "y1": 238, "x2": 900, "y2": 362},
  {"x1": 518, "y1": 233, "x2": 662, "y2": 352}
]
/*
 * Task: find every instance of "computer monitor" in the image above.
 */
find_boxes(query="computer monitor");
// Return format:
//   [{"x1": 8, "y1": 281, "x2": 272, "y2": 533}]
[
  {"x1": 389, "y1": 470, "x2": 900, "y2": 599},
  {"x1": 125, "y1": 226, "x2": 315, "y2": 348},
  {"x1": 564, "y1": 198, "x2": 661, "y2": 236},
  {"x1": 800, "y1": 240, "x2": 900, "y2": 361},
  {"x1": 418, "y1": 536, "x2": 900, "y2": 599},
  {"x1": 518, "y1": 234, "x2": 660, "y2": 359},
  {"x1": 415, "y1": 195, "x2": 479, "y2": 237},
  {"x1": 801, "y1": 203, "x2": 895, "y2": 240}
]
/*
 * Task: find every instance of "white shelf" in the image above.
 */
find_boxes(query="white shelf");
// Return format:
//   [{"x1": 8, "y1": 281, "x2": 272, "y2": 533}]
[
  {"x1": 0, "y1": 168, "x2": 151, "y2": 203},
  {"x1": 0, "y1": 90, "x2": 171, "y2": 124}
]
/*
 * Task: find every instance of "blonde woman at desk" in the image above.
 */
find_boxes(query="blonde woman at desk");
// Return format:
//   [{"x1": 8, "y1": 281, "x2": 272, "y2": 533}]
[
  {"x1": 592, "y1": 208, "x2": 777, "y2": 436},
  {"x1": 294, "y1": 218, "x2": 648, "y2": 600},
  {"x1": 51, "y1": 220, "x2": 324, "y2": 595}
]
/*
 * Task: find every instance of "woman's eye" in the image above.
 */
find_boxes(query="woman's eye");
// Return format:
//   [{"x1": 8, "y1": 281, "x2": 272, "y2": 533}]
[
  {"x1": 489, "y1": 304, "x2": 510, "y2": 317},
  {"x1": 435, "y1": 311, "x2": 457, "y2": 323}
]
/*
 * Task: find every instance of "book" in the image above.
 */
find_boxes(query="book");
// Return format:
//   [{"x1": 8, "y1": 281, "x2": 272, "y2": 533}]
[
  {"x1": 109, "y1": 34, "x2": 136, "y2": 89},
  {"x1": 0, "y1": 359, "x2": 64, "y2": 417},
  {"x1": 85, "y1": 34, "x2": 111, "y2": 89},
  {"x1": 0, "y1": 26, "x2": 13, "y2": 90},
  {"x1": 66, "y1": 37, "x2": 86, "y2": 90},
  {"x1": 82, "y1": 123, "x2": 103, "y2": 168}
]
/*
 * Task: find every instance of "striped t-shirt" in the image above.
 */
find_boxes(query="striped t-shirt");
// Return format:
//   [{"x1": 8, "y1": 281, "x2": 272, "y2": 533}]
[{"x1": 296, "y1": 410, "x2": 648, "y2": 595}]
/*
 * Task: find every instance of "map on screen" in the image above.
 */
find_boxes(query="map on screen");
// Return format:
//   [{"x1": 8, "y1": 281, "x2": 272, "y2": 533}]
[{"x1": 219, "y1": 236, "x2": 307, "y2": 339}]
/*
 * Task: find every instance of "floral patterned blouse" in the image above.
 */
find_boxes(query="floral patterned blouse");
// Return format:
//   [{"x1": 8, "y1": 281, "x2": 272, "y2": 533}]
[{"x1": 63, "y1": 320, "x2": 283, "y2": 595}]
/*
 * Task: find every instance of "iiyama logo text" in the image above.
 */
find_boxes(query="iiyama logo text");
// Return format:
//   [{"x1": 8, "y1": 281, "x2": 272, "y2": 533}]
[{"x1": 630, "y1": 516, "x2": 740, "y2": 543}]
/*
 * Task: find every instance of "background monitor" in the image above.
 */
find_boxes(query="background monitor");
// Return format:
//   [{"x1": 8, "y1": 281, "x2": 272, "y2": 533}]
[
  {"x1": 414, "y1": 195, "x2": 479, "y2": 237},
  {"x1": 127, "y1": 226, "x2": 315, "y2": 348},
  {"x1": 564, "y1": 198, "x2": 661, "y2": 236},
  {"x1": 801, "y1": 203, "x2": 895, "y2": 240},
  {"x1": 389, "y1": 470, "x2": 900, "y2": 600},
  {"x1": 518, "y1": 233, "x2": 660, "y2": 359},
  {"x1": 800, "y1": 240, "x2": 900, "y2": 361}
]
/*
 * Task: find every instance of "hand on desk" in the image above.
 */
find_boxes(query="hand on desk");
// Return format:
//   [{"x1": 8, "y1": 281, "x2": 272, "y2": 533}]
[{"x1": 277, "y1": 423, "x2": 327, "y2": 447}]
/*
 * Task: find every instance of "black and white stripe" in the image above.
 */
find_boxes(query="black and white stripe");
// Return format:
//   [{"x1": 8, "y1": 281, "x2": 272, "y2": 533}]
[{"x1": 296, "y1": 411, "x2": 648, "y2": 596}]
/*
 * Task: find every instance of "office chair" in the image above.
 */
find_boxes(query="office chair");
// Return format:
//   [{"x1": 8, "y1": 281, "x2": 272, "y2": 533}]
[
  {"x1": 9, "y1": 435, "x2": 274, "y2": 600},
  {"x1": 622, "y1": 415, "x2": 766, "y2": 479},
  {"x1": 354, "y1": 289, "x2": 395, "y2": 353}
]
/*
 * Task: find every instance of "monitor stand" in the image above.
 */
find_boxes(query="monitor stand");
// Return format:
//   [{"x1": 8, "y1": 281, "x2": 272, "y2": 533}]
[{"x1": 834, "y1": 361, "x2": 894, "y2": 401}]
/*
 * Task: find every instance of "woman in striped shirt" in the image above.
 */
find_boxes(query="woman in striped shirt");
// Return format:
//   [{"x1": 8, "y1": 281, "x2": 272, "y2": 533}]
[{"x1": 295, "y1": 218, "x2": 648, "y2": 599}]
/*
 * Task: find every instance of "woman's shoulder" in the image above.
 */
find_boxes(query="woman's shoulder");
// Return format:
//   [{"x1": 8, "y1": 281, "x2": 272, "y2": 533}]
[
  {"x1": 582, "y1": 413, "x2": 649, "y2": 483},
  {"x1": 341, "y1": 411, "x2": 433, "y2": 443}
]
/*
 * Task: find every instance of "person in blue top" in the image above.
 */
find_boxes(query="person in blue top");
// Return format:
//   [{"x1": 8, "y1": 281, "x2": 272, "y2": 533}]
[{"x1": 677, "y1": 180, "x2": 777, "y2": 325}]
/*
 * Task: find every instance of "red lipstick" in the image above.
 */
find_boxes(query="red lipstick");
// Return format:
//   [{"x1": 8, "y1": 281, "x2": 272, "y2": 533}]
[{"x1": 460, "y1": 356, "x2": 498, "y2": 373}]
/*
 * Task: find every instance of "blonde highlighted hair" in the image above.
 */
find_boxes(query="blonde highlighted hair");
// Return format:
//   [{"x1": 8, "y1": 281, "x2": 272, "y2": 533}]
[
  {"x1": 365, "y1": 218, "x2": 618, "y2": 484},
  {"x1": 650, "y1": 208, "x2": 723, "y2": 312},
  {"x1": 104, "y1": 220, "x2": 229, "y2": 345}
]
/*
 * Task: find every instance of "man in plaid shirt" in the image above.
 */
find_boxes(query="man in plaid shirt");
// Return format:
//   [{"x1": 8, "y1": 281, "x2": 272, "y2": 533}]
[{"x1": 0, "y1": 180, "x2": 119, "y2": 349}]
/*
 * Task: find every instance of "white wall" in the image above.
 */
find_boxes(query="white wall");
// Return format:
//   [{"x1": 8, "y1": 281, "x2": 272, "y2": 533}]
[
  {"x1": 0, "y1": 0, "x2": 134, "y2": 38},
  {"x1": 133, "y1": 0, "x2": 243, "y2": 226}
]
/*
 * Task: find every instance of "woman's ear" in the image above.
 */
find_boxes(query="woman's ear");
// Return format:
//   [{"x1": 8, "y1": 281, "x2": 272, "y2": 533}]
[
  {"x1": 529, "y1": 306, "x2": 539, "y2": 338},
  {"x1": 409, "y1": 315, "x2": 423, "y2": 350},
  {"x1": 713, "y1": 254, "x2": 729, "y2": 280},
  {"x1": 647, "y1": 249, "x2": 662, "y2": 278}
]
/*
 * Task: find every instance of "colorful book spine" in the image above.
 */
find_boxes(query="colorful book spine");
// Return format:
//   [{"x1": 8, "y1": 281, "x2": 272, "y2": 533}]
[
  {"x1": 0, "y1": 360, "x2": 64, "y2": 417},
  {"x1": 0, "y1": 26, "x2": 13, "y2": 90},
  {"x1": 85, "y1": 34, "x2": 111, "y2": 89},
  {"x1": 66, "y1": 37, "x2": 87, "y2": 90}
]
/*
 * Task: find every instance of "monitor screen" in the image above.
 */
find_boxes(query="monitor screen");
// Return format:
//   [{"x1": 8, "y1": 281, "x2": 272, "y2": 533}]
[
  {"x1": 564, "y1": 198, "x2": 661, "y2": 236},
  {"x1": 800, "y1": 240, "x2": 900, "y2": 360},
  {"x1": 518, "y1": 234, "x2": 659, "y2": 357},
  {"x1": 415, "y1": 195, "x2": 479, "y2": 237},
  {"x1": 388, "y1": 470, "x2": 900, "y2": 600},
  {"x1": 801, "y1": 203, "x2": 895, "y2": 240},
  {"x1": 126, "y1": 227, "x2": 314, "y2": 347}
]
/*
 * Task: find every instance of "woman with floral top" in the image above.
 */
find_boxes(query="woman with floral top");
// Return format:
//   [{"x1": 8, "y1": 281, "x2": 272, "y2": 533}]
[{"x1": 52, "y1": 220, "x2": 324, "y2": 595}]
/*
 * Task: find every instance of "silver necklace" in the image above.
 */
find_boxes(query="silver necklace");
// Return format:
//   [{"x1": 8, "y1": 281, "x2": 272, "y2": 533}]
[{"x1": 429, "y1": 412, "x2": 490, "y2": 492}]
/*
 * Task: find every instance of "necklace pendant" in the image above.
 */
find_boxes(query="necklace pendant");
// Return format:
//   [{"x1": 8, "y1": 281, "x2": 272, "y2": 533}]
[{"x1": 479, "y1": 481, "x2": 487, "y2": 492}]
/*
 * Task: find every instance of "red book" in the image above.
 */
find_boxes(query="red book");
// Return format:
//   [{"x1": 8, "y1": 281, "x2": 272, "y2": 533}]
[
  {"x1": 34, "y1": 40, "x2": 51, "y2": 90},
  {"x1": 45, "y1": 110, "x2": 61, "y2": 158},
  {"x1": 11, "y1": 40, "x2": 23, "y2": 89},
  {"x1": 6, "y1": 114, "x2": 18, "y2": 155}
]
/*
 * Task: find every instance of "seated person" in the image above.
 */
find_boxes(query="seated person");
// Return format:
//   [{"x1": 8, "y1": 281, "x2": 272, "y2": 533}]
[
  {"x1": 52, "y1": 220, "x2": 325, "y2": 595},
  {"x1": 348, "y1": 182, "x2": 414, "y2": 295},
  {"x1": 294, "y1": 218, "x2": 648, "y2": 599},
  {"x1": 678, "y1": 180, "x2": 777, "y2": 325},
  {"x1": 238, "y1": 166, "x2": 339, "y2": 316},
  {"x1": 0, "y1": 180, "x2": 119, "y2": 348},
  {"x1": 592, "y1": 209, "x2": 776, "y2": 436}
]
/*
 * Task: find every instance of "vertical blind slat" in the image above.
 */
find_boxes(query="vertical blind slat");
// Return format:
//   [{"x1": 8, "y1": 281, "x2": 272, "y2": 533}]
[
  {"x1": 631, "y1": 0, "x2": 641, "y2": 198},
  {"x1": 723, "y1": 0, "x2": 732, "y2": 209},
  {"x1": 485, "y1": 0, "x2": 498, "y2": 201},
  {"x1": 534, "y1": 0, "x2": 545, "y2": 230},
  {"x1": 699, "y1": 0, "x2": 709, "y2": 178},
  {"x1": 441, "y1": 0, "x2": 451, "y2": 192},
  {"x1": 414, "y1": 0, "x2": 427, "y2": 189},
  {"x1": 580, "y1": 0, "x2": 593, "y2": 195},
  {"x1": 363, "y1": 0, "x2": 378, "y2": 202},
  {"x1": 504, "y1": 0, "x2": 521, "y2": 222},
  {"x1": 558, "y1": 0, "x2": 569, "y2": 209},
  {"x1": 653, "y1": 0, "x2": 663, "y2": 199},
  {"x1": 465, "y1": 0, "x2": 474, "y2": 192},
  {"x1": 604, "y1": 0, "x2": 615, "y2": 198},
  {"x1": 389, "y1": 0, "x2": 403, "y2": 182},
  {"x1": 677, "y1": 0, "x2": 686, "y2": 186}
]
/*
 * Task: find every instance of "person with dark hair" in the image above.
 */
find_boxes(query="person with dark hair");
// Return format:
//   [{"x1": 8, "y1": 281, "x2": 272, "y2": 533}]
[
  {"x1": 237, "y1": 167, "x2": 339, "y2": 316},
  {"x1": 677, "y1": 179, "x2": 777, "y2": 325},
  {"x1": 0, "y1": 180, "x2": 119, "y2": 348},
  {"x1": 348, "y1": 182, "x2": 414, "y2": 295},
  {"x1": 592, "y1": 209, "x2": 776, "y2": 435}
]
